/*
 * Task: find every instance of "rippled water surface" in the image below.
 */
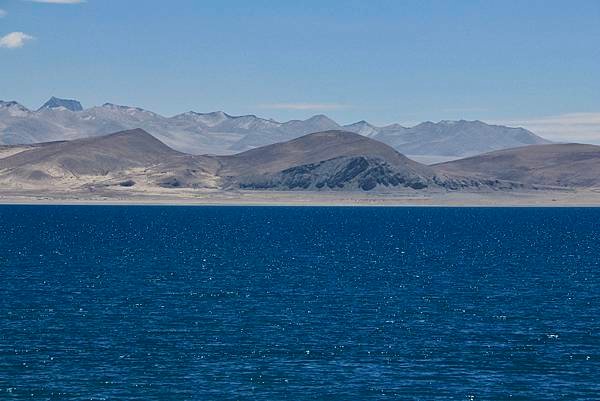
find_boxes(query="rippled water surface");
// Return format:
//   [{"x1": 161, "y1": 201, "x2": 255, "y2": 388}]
[{"x1": 1, "y1": 206, "x2": 599, "y2": 400}]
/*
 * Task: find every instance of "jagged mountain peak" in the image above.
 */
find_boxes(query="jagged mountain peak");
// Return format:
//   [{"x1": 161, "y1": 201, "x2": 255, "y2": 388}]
[
  {"x1": 98, "y1": 103, "x2": 161, "y2": 119},
  {"x1": 177, "y1": 110, "x2": 232, "y2": 127},
  {"x1": 0, "y1": 100, "x2": 31, "y2": 117},
  {"x1": 343, "y1": 120, "x2": 380, "y2": 137},
  {"x1": 185, "y1": 110, "x2": 232, "y2": 118},
  {"x1": 439, "y1": 119, "x2": 485, "y2": 126},
  {"x1": 39, "y1": 97, "x2": 83, "y2": 112},
  {"x1": 282, "y1": 114, "x2": 339, "y2": 129},
  {"x1": 1, "y1": 100, "x2": 29, "y2": 110},
  {"x1": 205, "y1": 111, "x2": 230, "y2": 117},
  {"x1": 381, "y1": 123, "x2": 407, "y2": 130},
  {"x1": 1, "y1": 98, "x2": 553, "y2": 158},
  {"x1": 102, "y1": 102, "x2": 144, "y2": 111},
  {"x1": 305, "y1": 114, "x2": 336, "y2": 123},
  {"x1": 346, "y1": 120, "x2": 375, "y2": 127}
]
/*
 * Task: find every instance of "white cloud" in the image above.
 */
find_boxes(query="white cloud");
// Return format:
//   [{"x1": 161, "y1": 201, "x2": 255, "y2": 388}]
[
  {"x1": 0, "y1": 32, "x2": 35, "y2": 49},
  {"x1": 0, "y1": 9, "x2": 7, "y2": 18},
  {"x1": 496, "y1": 112, "x2": 600, "y2": 144},
  {"x1": 259, "y1": 102, "x2": 349, "y2": 111},
  {"x1": 27, "y1": 0, "x2": 86, "y2": 3}
]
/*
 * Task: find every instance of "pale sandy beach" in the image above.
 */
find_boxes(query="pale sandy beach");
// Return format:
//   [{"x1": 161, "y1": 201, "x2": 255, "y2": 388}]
[{"x1": 1, "y1": 188, "x2": 599, "y2": 206}]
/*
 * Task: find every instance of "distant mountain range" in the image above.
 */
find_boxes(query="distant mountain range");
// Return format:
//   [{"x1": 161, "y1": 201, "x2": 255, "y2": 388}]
[
  {"x1": 0, "y1": 97, "x2": 550, "y2": 160},
  {"x1": 1, "y1": 128, "x2": 596, "y2": 195}
]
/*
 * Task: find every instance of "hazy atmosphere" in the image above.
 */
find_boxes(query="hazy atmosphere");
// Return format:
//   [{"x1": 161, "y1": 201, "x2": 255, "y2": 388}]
[
  {"x1": 2, "y1": 2, "x2": 600, "y2": 400},
  {"x1": 1, "y1": 0, "x2": 599, "y2": 143}
]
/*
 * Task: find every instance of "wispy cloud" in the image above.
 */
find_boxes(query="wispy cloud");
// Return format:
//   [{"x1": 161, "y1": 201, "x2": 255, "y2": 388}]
[
  {"x1": 26, "y1": 0, "x2": 86, "y2": 3},
  {"x1": 0, "y1": 32, "x2": 35, "y2": 49},
  {"x1": 259, "y1": 102, "x2": 349, "y2": 111},
  {"x1": 0, "y1": 9, "x2": 7, "y2": 18},
  {"x1": 496, "y1": 112, "x2": 600, "y2": 144}
]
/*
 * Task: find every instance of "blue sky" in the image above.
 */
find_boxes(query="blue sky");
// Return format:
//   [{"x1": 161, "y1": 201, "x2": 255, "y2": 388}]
[{"x1": 1, "y1": 0, "x2": 599, "y2": 141}]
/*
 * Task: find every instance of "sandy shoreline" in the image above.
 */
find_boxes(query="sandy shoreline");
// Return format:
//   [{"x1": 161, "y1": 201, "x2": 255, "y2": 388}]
[{"x1": 1, "y1": 189, "x2": 600, "y2": 207}]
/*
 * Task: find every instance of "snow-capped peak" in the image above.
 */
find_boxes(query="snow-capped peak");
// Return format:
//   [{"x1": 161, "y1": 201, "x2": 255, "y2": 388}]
[
  {"x1": 183, "y1": 111, "x2": 232, "y2": 127},
  {"x1": 0, "y1": 100, "x2": 31, "y2": 116},
  {"x1": 343, "y1": 120, "x2": 380, "y2": 137}
]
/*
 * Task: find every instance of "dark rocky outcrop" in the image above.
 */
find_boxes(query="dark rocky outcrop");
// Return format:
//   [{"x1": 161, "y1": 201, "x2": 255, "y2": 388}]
[{"x1": 236, "y1": 156, "x2": 432, "y2": 191}]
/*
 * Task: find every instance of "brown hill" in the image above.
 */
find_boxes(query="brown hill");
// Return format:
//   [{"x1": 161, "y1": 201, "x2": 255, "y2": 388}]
[
  {"x1": 216, "y1": 130, "x2": 445, "y2": 190},
  {"x1": 0, "y1": 128, "x2": 182, "y2": 181},
  {"x1": 435, "y1": 143, "x2": 600, "y2": 188}
]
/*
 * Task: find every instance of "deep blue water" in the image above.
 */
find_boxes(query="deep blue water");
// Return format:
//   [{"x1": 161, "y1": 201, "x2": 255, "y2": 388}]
[{"x1": 0, "y1": 206, "x2": 599, "y2": 400}]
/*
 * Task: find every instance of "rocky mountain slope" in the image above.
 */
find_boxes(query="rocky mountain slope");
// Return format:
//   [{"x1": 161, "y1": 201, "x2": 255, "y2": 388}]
[
  {"x1": 217, "y1": 131, "x2": 443, "y2": 191},
  {"x1": 0, "y1": 128, "x2": 516, "y2": 192},
  {"x1": 1, "y1": 127, "x2": 594, "y2": 194}
]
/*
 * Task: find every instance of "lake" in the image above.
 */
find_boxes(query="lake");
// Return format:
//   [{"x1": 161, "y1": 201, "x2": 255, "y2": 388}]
[{"x1": 1, "y1": 206, "x2": 599, "y2": 400}]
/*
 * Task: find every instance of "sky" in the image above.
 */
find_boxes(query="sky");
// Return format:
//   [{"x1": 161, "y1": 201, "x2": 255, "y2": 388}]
[{"x1": 1, "y1": 0, "x2": 599, "y2": 142}]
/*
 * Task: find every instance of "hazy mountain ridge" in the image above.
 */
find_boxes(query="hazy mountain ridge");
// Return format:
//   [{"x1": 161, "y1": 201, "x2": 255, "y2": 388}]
[
  {"x1": 1, "y1": 97, "x2": 550, "y2": 158},
  {"x1": 347, "y1": 120, "x2": 550, "y2": 157}
]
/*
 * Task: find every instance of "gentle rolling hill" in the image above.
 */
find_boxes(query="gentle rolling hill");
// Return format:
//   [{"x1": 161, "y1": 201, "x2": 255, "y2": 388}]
[
  {"x1": 0, "y1": 128, "x2": 486, "y2": 192},
  {"x1": 216, "y1": 131, "x2": 442, "y2": 191},
  {"x1": 435, "y1": 143, "x2": 600, "y2": 188},
  {"x1": 0, "y1": 128, "x2": 594, "y2": 194},
  {"x1": 0, "y1": 129, "x2": 181, "y2": 178}
]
